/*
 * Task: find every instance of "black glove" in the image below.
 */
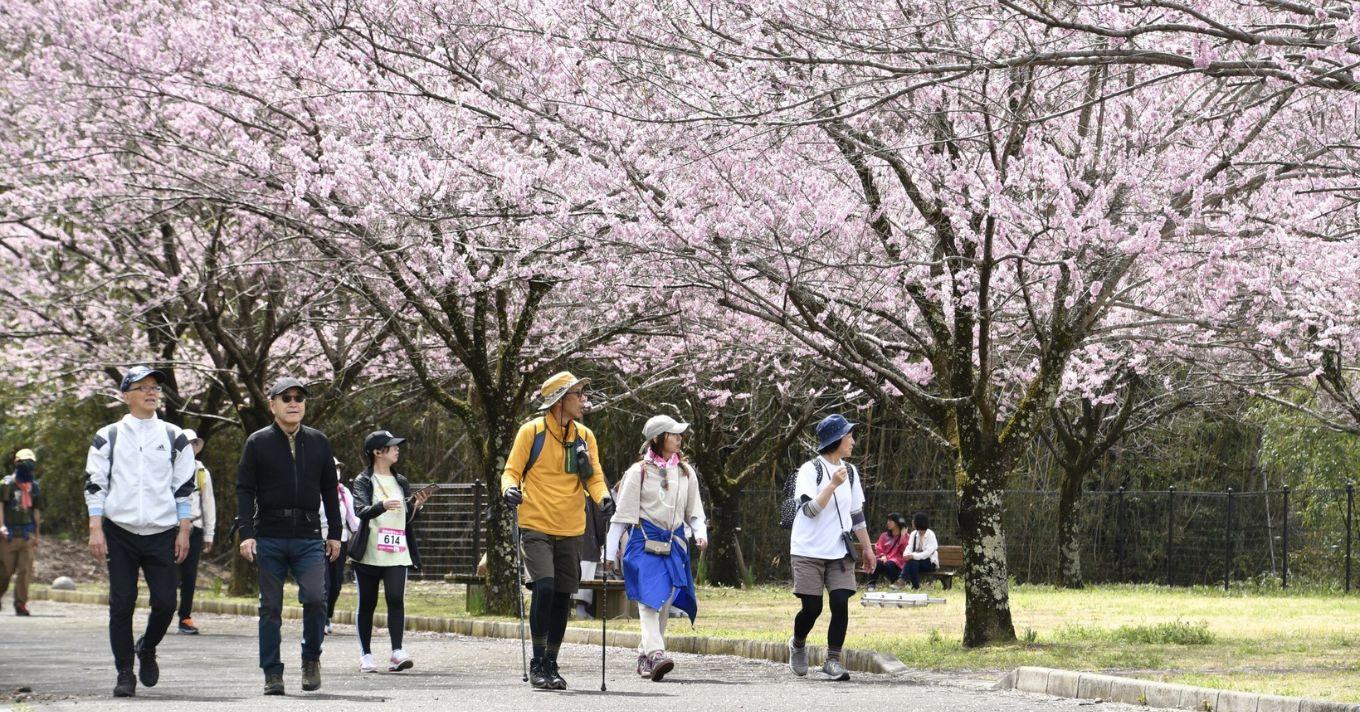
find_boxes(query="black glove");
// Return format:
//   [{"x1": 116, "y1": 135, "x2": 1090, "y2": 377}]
[
  {"x1": 598, "y1": 497, "x2": 616, "y2": 519},
  {"x1": 503, "y1": 487, "x2": 523, "y2": 507}
]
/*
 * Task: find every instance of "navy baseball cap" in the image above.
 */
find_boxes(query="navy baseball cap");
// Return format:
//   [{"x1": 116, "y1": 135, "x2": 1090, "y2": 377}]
[
  {"x1": 120, "y1": 365, "x2": 166, "y2": 392},
  {"x1": 364, "y1": 430, "x2": 407, "y2": 454},
  {"x1": 815, "y1": 414, "x2": 856, "y2": 451},
  {"x1": 268, "y1": 377, "x2": 310, "y2": 398}
]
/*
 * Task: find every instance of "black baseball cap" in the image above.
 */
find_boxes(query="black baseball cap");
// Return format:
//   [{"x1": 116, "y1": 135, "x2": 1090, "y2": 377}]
[
  {"x1": 364, "y1": 430, "x2": 407, "y2": 454},
  {"x1": 120, "y1": 365, "x2": 166, "y2": 392},
  {"x1": 268, "y1": 377, "x2": 310, "y2": 398}
]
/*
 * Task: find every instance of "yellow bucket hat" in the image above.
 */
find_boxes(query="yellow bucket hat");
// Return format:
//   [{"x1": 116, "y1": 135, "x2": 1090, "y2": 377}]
[
  {"x1": 14, "y1": 448, "x2": 36, "y2": 463},
  {"x1": 538, "y1": 371, "x2": 590, "y2": 410}
]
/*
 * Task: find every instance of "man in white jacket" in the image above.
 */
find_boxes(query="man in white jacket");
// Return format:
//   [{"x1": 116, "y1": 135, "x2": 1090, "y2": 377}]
[{"x1": 84, "y1": 365, "x2": 196, "y2": 698}]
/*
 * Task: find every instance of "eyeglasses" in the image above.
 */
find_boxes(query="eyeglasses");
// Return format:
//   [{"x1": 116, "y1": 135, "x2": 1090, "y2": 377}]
[
  {"x1": 277, "y1": 394, "x2": 307, "y2": 404},
  {"x1": 127, "y1": 385, "x2": 162, "y2": 394},
  {"x1": 565, "y1": 390, "x2": 589, "y2": 400}
]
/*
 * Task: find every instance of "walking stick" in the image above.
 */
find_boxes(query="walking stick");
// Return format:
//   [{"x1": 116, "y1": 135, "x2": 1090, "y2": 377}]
[
  {"x1": 513, "y1": 510, "x2": 528, "y2": 683},
  {"x1": 600, "y1": 546, "x2": 608, "y2": 692}
]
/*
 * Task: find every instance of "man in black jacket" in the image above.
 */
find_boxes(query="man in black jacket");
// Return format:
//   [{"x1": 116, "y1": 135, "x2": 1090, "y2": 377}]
[{"x1": 236, "y1": 377, "x2": 340, "y2": 696}]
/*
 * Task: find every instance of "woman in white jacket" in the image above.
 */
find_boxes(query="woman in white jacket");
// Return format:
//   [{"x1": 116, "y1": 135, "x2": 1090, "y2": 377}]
[
  {"x1": 605, "y1": 415, "x2": 707, "y2": 682},
  {"x1": 901, "y1": 512, "x2": 939, "y2": 589}
]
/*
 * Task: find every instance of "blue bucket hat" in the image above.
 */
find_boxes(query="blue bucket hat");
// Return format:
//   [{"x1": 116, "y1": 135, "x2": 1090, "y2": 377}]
[
  {"x1": 119, "y1": 365, "x2": 166, "y2": 392},
  {"x1": 815, "y1": 414, "x2": 856, "y2": 452}
]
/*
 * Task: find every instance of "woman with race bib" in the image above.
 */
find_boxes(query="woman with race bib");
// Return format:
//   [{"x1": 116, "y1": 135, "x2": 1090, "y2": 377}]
[{"x1": 349, "y1": 430, "x2": 434, "y2": 673}]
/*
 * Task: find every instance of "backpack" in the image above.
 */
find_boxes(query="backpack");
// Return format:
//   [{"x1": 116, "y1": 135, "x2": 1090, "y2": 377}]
[
  {"x1": 778, "y1": 460, "x2": 857, "y2": 529},
  {"x1": 104, "y1": 422, "x2": 180, "y2": 489}
]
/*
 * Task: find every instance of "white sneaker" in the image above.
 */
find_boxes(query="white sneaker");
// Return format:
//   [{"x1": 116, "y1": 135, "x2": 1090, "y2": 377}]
[
  {"x1": 325, "y1": 623, "x2": 333, "y2": 635},
  {"x1": 359, "y1": 653, "x2": 378, "y2": 673},
  {"x1": 389, "y1": 649, "x2": 413, "y2": 672}
]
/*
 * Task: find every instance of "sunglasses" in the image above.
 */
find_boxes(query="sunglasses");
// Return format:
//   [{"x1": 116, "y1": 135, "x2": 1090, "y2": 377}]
[{"x1": 277, "y1": 394, "x2": 307, "y2": 404}]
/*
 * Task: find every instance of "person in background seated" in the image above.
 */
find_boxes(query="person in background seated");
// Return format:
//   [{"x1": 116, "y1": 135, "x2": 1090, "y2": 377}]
[
  {"x1": 865, "y1": 512, "x2": 907, "y2": 591},
  {"x1": 901, "y1": 512, "x2": 939, "y2": 590}
]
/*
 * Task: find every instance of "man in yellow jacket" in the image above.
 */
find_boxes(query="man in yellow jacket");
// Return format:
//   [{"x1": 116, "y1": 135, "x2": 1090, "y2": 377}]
[{"x1": 502, "y1": 371, "x2": 613, "y2": 690}]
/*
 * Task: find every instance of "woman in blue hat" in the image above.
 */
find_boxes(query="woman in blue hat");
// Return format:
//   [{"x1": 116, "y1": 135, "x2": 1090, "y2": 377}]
[
  {"x1": 786, "y1": 414, "x2": 874, "y2": 682},
  {"x1": 349, "y1": 431, "x2": 434, "y2": 673}
]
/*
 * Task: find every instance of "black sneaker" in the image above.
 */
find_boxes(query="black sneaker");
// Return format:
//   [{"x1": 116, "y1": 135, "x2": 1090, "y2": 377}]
[
  {"x1": 528, "y1": 658, "x2": 552, "y2": 690},
  {"x1": 135, "y1": 636, "x2": 159, "y2": 687},
  {"x1": 178, "y1": 617, "x2": 199, "y2": 634},
  {"x1": 263, "y1": 673, "x2": 285, "y2": 696},
  {"x1": 113, "y1": 669, "x2": 136, "y2": 697},
  {"x1": 301, "y1": 659, "x2": 321, "y2": 691},
  {"x1": 544, "y1": 658, "x2": 567, "y2": 690}
]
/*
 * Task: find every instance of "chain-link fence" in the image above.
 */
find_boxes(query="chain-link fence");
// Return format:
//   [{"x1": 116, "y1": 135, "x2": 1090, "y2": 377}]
[{"x1": 413, "y1": 482, "x2": 1360, "y2": 589}]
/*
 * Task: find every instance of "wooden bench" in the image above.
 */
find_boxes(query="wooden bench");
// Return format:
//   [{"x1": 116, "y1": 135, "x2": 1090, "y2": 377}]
[
  {"x1": 444, "y1": 573, "x2": 637, "y2": 619},
  {"x1": 576, "y1": 577, "x2": 637, "y2": 620},
  {"x1": 923, "y1": 545, "x2": 963, "y2": 590}
]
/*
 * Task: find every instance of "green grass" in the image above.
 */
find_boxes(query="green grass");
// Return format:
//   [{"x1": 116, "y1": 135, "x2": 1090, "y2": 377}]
[{"x1": 118, "y1": 580, "x2": 1360, "y2": 702}]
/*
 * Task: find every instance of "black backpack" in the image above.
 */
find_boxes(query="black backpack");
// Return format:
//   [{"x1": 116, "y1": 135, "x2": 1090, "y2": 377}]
[{"x1": 778, "y1": 460, "x2": 856, "y2": 529}]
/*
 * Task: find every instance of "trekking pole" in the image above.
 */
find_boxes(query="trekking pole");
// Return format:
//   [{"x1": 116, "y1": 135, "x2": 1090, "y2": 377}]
[
  {"x1": 512, "y1": 509, "x2": 528, "y2": 683},
  {"x1": 600, "y1": 546, "x2": 608, "y2": 692}
]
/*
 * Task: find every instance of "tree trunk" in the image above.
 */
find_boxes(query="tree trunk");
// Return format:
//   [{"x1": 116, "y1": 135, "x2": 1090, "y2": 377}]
[
  {"x1": 1056, "y1": 465, "x2": 1085, "y2": 589},
  {"x1": 480, "y1": 422, "x2": 524, "y2": 616},
  {"x1": 956, "y1": 460, "x2": 1018, "y2": 647},
  {"x1": 704, "y1": 484, "x2": 746, "y2": 587}
]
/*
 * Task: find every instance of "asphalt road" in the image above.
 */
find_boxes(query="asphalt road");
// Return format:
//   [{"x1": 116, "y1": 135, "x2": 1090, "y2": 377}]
[{"x1": 0, "y1": 601, "x2": 1137, "y2": 712}]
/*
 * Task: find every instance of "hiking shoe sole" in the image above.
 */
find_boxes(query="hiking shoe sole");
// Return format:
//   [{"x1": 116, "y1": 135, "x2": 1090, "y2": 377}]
[{"x1": 650, "y1": 658, "x2": 674, "y2": 681}]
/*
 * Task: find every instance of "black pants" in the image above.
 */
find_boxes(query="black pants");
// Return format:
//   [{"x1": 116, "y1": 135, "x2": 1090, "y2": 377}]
[
  {"x1": 867, "y1": 560, "x2": 903, "y2": 585},
  {"x1": 176, "y1": 527, "x2": 204, "y2": 621},
  {"x1": 354, "y1": 563, "x2": 406, "y2": 654},
  {"x1": 105, "y1": 521, "x2": 177, "y2": 672},
  {"x1": 903, "y1": 558, "x2": 938, "y2": 588},
  {"x1": 326, "y1": 540, "x2": 349, "y2": 621}
]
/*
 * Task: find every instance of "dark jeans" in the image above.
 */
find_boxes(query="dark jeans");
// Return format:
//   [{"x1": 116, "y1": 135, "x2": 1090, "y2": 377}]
[
  {"x1": 325, "y1": 539, "x2": 349, "y2": 622},
  {"x1": 354, "y1": 563, "x2": 407, "y2": 654},
  {"x1": 903, "y1": 558, "x2": 938, "y2": 588},
  {"x1": 104, "y1": 521, "x2": 177, "y2": 672},
  {"x1": 176, "y1": 527, "x2": 204, "y2": 621},
  {"x1": 867, "y1": 560, "x2": 903, "y2": 585},
  {"x1": 256, "y1": 537, "x2": 327, "y2": 676}
]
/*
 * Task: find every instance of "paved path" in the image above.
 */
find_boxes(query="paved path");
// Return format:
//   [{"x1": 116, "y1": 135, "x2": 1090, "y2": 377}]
[{"x1": 0, "y1": 602, "x2": 1136, "y2": 712}]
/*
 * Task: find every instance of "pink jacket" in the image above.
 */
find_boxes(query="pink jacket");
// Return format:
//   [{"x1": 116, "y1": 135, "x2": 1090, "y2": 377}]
[{"x1": 874, "y1": 531, "x2": 908, "y2": 567}]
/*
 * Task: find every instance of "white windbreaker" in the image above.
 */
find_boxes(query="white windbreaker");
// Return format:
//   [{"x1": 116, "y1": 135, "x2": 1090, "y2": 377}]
[{"x1": 84, "y1": 414, "x2": 196, "y2": 535}]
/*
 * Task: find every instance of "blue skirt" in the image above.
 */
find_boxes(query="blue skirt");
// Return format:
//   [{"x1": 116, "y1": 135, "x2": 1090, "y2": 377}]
[{"x1": 622, "y1": 519, "x2": 698, "y2": 623}]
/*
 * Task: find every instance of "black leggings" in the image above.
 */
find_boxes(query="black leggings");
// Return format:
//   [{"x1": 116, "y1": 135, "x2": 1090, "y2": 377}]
[
  {"x1": 528, "y1": 577, "x2": 573, "y2": 658},
  {"x1": 325, "y1": 540, "x2": 349, "y2": 621},
  {"x1": 355, "y1": 563, "x2": 406, "y2": 654},
  {"x1": 793, "y1": 589, "x2": 853, "y2": 649}
]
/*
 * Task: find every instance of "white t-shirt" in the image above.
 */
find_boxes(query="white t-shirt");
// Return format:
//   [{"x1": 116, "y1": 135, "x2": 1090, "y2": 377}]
[{"x1": 789, "y1": 456, "x2": 865, "y2": 560}]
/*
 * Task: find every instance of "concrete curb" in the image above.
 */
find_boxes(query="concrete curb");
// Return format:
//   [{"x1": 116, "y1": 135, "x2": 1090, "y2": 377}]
[
  {"x1": 29, "y1": 587, "x2": 906, "y2": 675},
  {"x1": 999, "y1": 666, "x2": 1360, "y2": 712}
]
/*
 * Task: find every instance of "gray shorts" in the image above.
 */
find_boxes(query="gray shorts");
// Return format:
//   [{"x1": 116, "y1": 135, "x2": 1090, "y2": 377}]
[
  {"x1": 791, "y1": 555, "x2": 858, "y2": 596},
  {"x1": 519, "y1": 529, "x2": 582, "y2": 592}
]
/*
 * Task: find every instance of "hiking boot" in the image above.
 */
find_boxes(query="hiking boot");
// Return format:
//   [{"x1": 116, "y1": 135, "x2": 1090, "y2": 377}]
[
  {"x1": 648, "y1": 652, "x2": 675, "y2": 682},
  {"x1": 263, "y1": 673, "x2": 285, "y2": 695},
  {"x1": 178, "y1": 617, "x2": 199, "y2": 634},
  {"x1": 636, "y1": 653, "x2": 653, "y2": 678},
  {"x1": 528, "y1": 658, "x2": 552, "y2": 689},
  {"x1": 15, "y1": 602, "x2": 30, "y2": 616},
  {"x1": 389, "y1": 649, "x2": 413, "y2": 672},
  {"x1": 819, "y1": 658, "x2": 850, "y2": 681},
  {"x1": 359, "y1": 653, "x2": 378, "y2": 673},
  {"x1": 113, "y1": 669, "x2": 136, "y2": 697},
  {"x1": 301, "y1": 659, "x2": 321, "y2": 691},
  {"x1": 135, "y1": 636, "x2": 159, "y2": 687},
  {"x1": 788, "y1": 637, "x2": 808, "y2": 677},
  {"x1": 544, "y1": 658, "x2": 567, "y2": 690}
]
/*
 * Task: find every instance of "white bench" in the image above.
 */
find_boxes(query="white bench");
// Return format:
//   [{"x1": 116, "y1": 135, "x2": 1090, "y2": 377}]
[{"x1": 860, "y1": 591, "x2": 947, "y2": 608}]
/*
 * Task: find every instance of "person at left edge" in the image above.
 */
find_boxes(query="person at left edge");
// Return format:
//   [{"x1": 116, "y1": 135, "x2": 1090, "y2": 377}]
[{"x1": 236, "y1": 377, "x2": 341, "y2": 696}]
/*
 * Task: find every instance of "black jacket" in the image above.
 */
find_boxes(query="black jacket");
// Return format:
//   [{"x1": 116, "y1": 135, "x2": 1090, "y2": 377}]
[
  {"x1": 349, "y1": 469, "x2": 422, "y2": 570},
  {"x1": 236, "y1": 423, "x2": 340, "y2": 540}
]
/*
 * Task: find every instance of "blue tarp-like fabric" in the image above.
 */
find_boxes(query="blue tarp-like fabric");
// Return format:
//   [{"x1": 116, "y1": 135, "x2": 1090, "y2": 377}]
[{"x1": 622, "y1": 520, "x2": 697, "y2": 623}]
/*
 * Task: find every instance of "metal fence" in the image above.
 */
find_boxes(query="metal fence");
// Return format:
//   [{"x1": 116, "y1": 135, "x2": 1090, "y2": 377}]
[
  {"x1": 413, "y1": 482, "x2": 1360, "y2": 589},
  {"x1": 722, "y1": 486, "x2": 1360, "y2": 589}
]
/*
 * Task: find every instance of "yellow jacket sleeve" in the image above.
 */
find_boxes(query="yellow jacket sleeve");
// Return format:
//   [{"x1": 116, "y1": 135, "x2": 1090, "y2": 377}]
[{"x1": 585, "y1": 428, "x2": 608, "y2": 503}]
